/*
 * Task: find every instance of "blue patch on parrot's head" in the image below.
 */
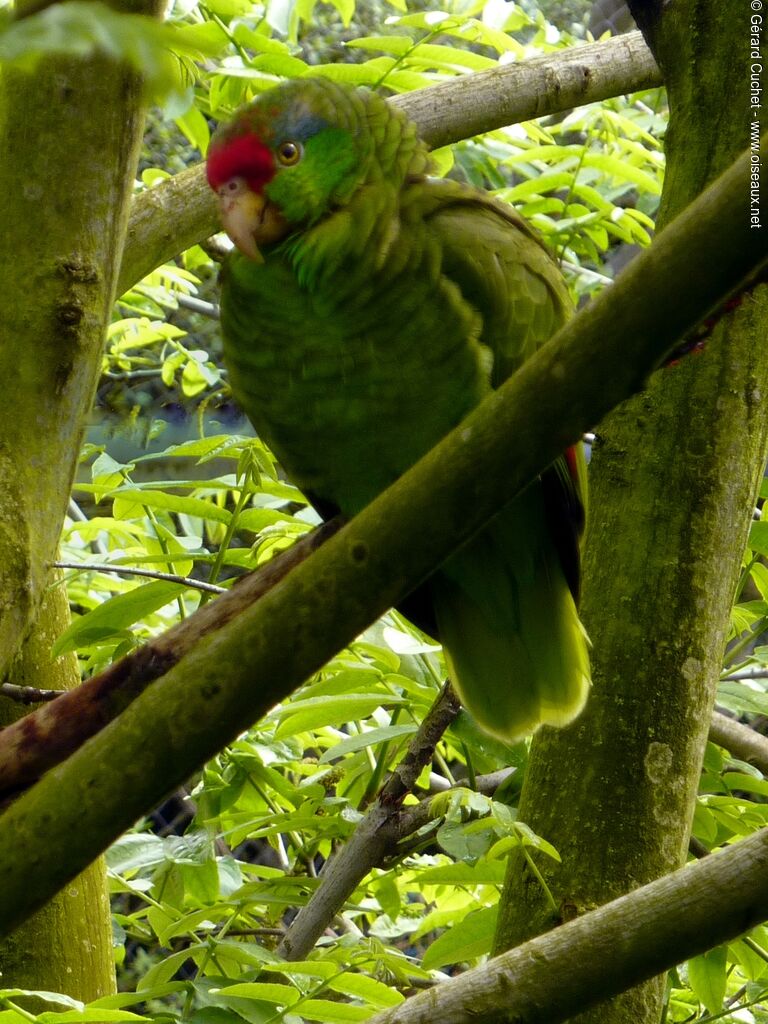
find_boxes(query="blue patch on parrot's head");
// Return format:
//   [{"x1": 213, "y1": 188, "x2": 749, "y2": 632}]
[{"x1": 208, "y1": 77, "x2": 425, "y2": 240}]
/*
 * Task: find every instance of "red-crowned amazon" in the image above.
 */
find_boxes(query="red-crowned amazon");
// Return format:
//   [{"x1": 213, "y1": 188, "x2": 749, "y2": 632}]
[{"x1": 206, "y1": 77, "x2": 590, "y2": 739}]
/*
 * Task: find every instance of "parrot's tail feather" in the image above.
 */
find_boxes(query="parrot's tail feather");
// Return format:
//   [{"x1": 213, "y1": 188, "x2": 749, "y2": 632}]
[{"x1": 430, "y1": 493, "x2": 591, "y2": 740}]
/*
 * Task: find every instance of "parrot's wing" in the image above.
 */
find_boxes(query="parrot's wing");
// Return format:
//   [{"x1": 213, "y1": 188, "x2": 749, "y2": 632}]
[
  {"x1": 416, "y1": 178, "x2": 573, "y2": 383},
  {"x1": 419, "y1": 179, "x2": 586, "y2": 590},
  {"x1": 408, "y1": 180, "x2": 590, "y2": 737}
]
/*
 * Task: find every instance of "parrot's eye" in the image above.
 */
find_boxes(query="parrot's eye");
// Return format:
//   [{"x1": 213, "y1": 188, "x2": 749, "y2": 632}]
[{"x1": 276, "y1": 141, "x2": 302, "y2": 166}]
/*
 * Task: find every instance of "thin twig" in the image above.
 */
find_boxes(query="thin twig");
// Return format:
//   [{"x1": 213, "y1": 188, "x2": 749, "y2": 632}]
[
  {"x1": 176, "y1": 293, "x2": 220, "y2": 319},
  {"x1": 277, "y1": 683, "x2": 463, "y2": 961},
  {"x1": 0, "y1": 684, "x2": 65, "y2": 705},
  {"x1": 53, "y1": 560, "x2": 226, "y2": 595}
]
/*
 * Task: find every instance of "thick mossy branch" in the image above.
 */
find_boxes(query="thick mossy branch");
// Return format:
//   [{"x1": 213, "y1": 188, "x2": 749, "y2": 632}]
[
  {"x1": 364, "y1": 828, "x2": 768, "y2": 1024},
  {"x1": 390, "y1": 30, "x2": 660, "y2": 148},
  {"x1": 117, "y1": 31, "x2": 661, "y2": 294},
  {"x1": 0, "y1": 144, "x2": 762, "y2": 936},
  {"x1": 0, "y1": 519, "x2": 342, "y2": 800}
]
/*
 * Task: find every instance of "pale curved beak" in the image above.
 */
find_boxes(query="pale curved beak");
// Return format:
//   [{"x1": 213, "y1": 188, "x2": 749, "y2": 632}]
[{"x1": 217, "y1": 190, "x2": 288, "y2": 263}]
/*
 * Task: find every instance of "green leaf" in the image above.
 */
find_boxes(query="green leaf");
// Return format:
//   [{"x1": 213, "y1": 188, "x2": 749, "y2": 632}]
[
  {"x1": 138, "y1": 947, "x2": 198, "y2": 989},
  {"x1": 180, "y1": 859, "x2": 220, "y2": 904},
  {"x1": 750, "y1": 563, "x2": 768, "y2": 601},
  {"x1": 112, "y1": 489, "x2": 231, "y2": 523},
  {"x1": 319, "y1": 724, "x2": 416, "y2": 762},
  {"x1": 204, "y1": 0, "x2": 254, "y2": 14},
  {"x1": 89, "y1": 986, "x2": 185, "y2": 1009},
  {"x1": 250, "y1": 52, "x2": 310, "y2": 78},
  {"x1": 327, "y1": 0, "x2": 355, "y2": 26},
  {"x1": 107, "y1": 834, "x2": 166, "y2": 875},
  {"x1": 730, "y1": 935, "x2": 768, "y2": 981},
  {"x1": 274, "y1": 694, "x2": 407, "y2": 738},
  {"x1": 264, "y1": 961, "x2": 338, "y2": 982},
  {"x1": 583, "y1": 153, "x2": 663, "y2": 194},
  {"x1": 717, "y1": 681, "x2": 768, "y2": 716},
  {"x1": 175, "y1": 105, "x2": 210, "y2": 155},
  {"x1": 436, "y1": 820, "x2": 494, "y2": 862},
  {"x1": 211, "y1": 984, "x2": 300, "y2": 1006},
  {"x1": 91, "y1": 451, "x2": 132, "y2": 500},
  {"x1": 52, "y1": 580, "x2": 184, "y2": 656},
  {"x1": 422, "y1": 905, "x2": 498, "y2": 969},
  {"x1": 327, "y1": 974, "x2": 404, "y2": 1009},
  {"x1": 173, "y1": 21, "x2": 229, "y2": 55},
  {"x1": 236, "y1": 508, "x2": 295, "y2": 532},
  {"x1": 749, "y1": 520, "x2": 768, "y2": 556},
  {"x1": 505, "y1": 172, "x2": 577, "y2": 201},
  {"x1": 687, "y1": 945, "x2": 727, "y2": 1014},
  {"x1": 398, "y1": 42, "x2": 495, "y2": 72},
  {"x1": 231, "y1": 24, "x2": 292, "y2": 54},
  {"x1": 37, "y1": 1012, "x2": 149, "y2": 1022},
  {"x1": 416, "y1": 861, "x2": 506, "y2": 885},
  {"x1": 295, "y1": 1000, "x2": 371, "y2": 1023},
  {"x1": 723, "y1": 773, "x2": 768, "y2": 797},
  {"x1": 345, "y1": 35, "x2": 413, "y2": 55},
  {"x1": 0, "y1": 993, "x2": 83, "y2": 1011},
  {"x1": 312, "y1": 58, "x2": 396, "y2": 85}
]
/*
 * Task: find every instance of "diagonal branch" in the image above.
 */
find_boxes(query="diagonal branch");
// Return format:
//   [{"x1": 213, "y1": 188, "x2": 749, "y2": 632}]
[
  {"x1": 278, "y1": 683, "x2": 462, "y2": 961},
  {"x1": 0, "y1": 518, "x2": 342, "y2": 800},
  {"x1": 710, "y1": 710, "x2": 768, "y2": 775},
  {"x1": 0, "y1": 141, "x2": 762, "y2": 937},
  {"x1": 365, "y1": 827, "x2": 768, "y2": 1024},
  {"x1": 117, "y1": 31, "x2": 661, "y2": 294}
]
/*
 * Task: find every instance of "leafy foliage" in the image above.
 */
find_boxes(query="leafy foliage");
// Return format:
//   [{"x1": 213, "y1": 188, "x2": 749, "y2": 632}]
[{"x1": 4, "y1": 0, "x2": 767, "y2": 1021}]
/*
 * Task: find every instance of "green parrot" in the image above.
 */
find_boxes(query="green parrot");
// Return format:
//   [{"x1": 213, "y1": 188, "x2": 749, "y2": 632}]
[{"x1": 206, "y1": 77, "x2": 590, "y2": 739}]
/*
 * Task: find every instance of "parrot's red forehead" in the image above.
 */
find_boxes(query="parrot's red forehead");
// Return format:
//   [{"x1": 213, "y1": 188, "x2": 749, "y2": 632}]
[{"x1": 206, "y1": 131, "x2": 275, "y2": 193}]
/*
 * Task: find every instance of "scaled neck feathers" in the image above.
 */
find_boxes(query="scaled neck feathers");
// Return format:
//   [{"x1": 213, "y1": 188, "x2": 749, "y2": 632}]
[{"x1": 279, "y1": 81, "x2": 432, "y2": 289}]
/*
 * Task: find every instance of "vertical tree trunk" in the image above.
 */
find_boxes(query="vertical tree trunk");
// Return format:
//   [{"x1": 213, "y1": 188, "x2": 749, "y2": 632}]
[
  {"x1": 0, "y1": 0, "x2": 163, "y2": 997},
  {"x1": 0, "y1": 6, "x2": 159, "y2": 681},
  {"x1": 0, "y1": 583, "x2": 115, "y2": 998},
  {"x1": 494, "y1": 2, "x2": 768, "y2": 1022}
]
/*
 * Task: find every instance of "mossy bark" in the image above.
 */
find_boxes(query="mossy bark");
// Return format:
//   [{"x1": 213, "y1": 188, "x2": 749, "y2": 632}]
[
  {"x1": 0, "y1": 48, "x2": 145, "y2": 680},
  {"x1": 0, "y1": 0, "x2": 162, "y2": 998},
  {"x1": 494, "y1": 3, "x2": 768, "y2": 1022},
  {"x1": 0, "y1": 582, "x2": 114, "y2": 998}
]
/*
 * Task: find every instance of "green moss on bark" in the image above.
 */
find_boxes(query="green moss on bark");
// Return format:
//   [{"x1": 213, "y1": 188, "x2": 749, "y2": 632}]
[{"x1": 0, "y1": 580, "x2": 115, "y2": 999}]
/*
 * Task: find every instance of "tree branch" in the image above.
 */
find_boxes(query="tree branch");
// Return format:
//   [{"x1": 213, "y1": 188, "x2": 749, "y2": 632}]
[
  {"x1": 275, "y1": 705, "x2": 768, "y2": 965},
  {"x1": 0, "y1": 683, "x2": 65, "y2": 705},
  {"x1": 277, "y1": 683, "x2": 462, "y2": 961},
  {"x1": 117, "y1": 31, "x2": 661, "y2": 294},
  {"x1": 0, "y1": 519, "x2": 342, "y2": 800},
  {"x1": 54, "y1": 560, "x2": 226, "y2": 595},
  {"x1": 710, "y1": 711, "x2": 768, "y2": 775},
  {"x1": 389, "y1": 30, "x2": 661, "y2": 149},
  {"x1": 0, "y1": 142, "x2": 762, "y2": 936},
  {"x1": 364, "y1": 827, "x2": 768, "y2": 1024}
]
